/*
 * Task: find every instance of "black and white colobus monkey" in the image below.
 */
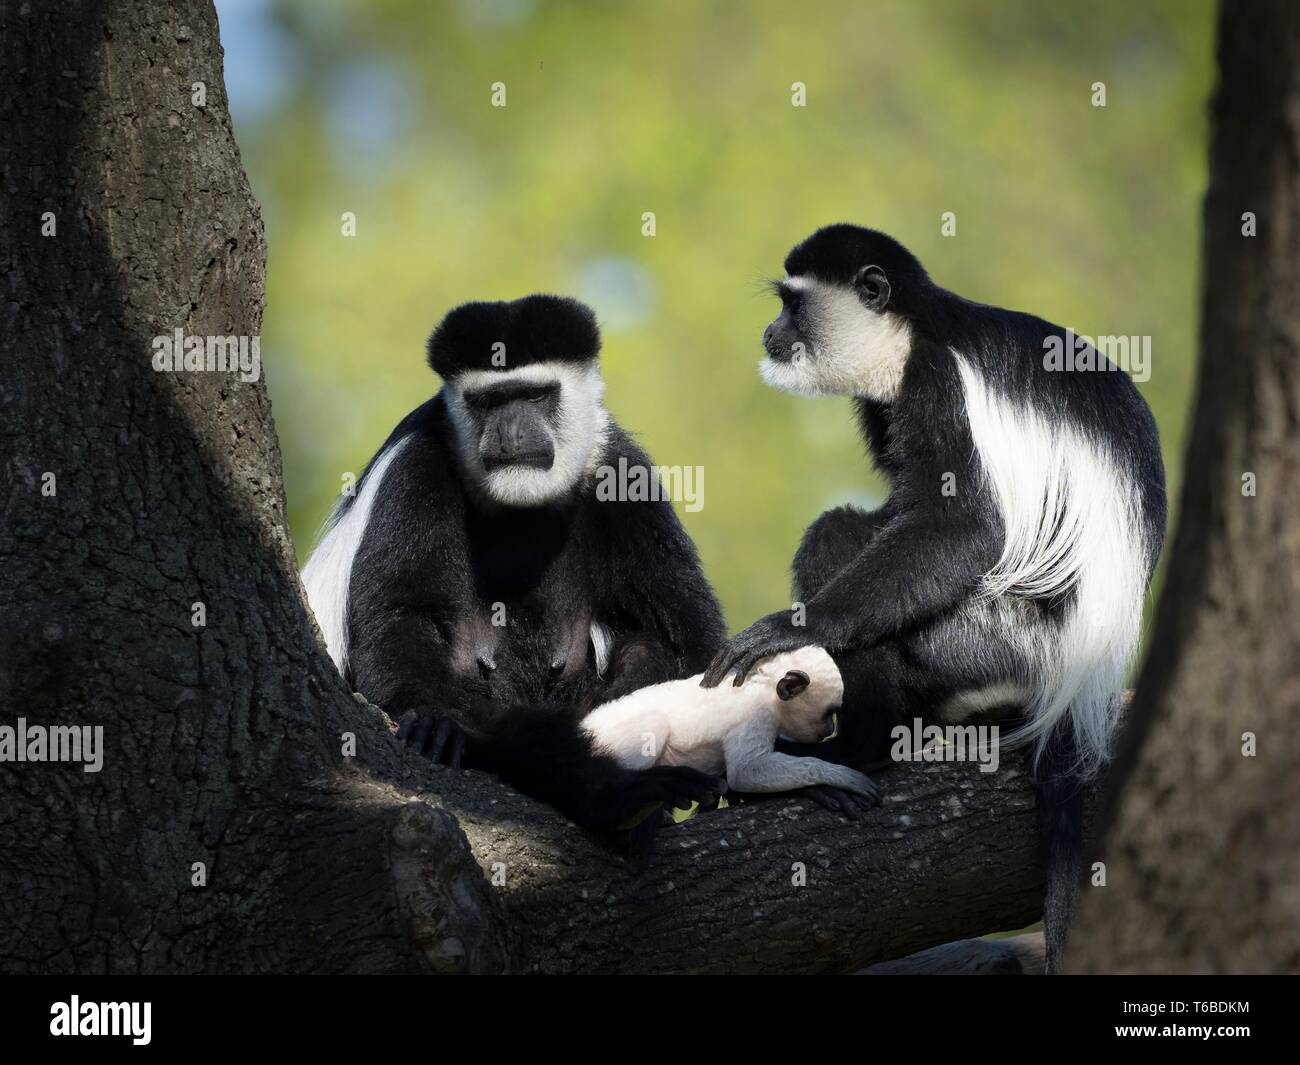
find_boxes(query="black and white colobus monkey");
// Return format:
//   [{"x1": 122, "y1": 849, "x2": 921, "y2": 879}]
[
  {"x1": 701, "y1": 225, "x2": 1167, "y2": 972},
  {"x1": 302, "y1": 294, "x2": 727, "y2": 830}
]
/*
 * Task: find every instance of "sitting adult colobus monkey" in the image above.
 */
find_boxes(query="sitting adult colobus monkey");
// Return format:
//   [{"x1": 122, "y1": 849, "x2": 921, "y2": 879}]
[
  {"x1": 302, "y1": 294, "x2": 727, "y2": 830},
  {"x1": 701, "y1": 225, "x2": 1167, "y2": 973}
]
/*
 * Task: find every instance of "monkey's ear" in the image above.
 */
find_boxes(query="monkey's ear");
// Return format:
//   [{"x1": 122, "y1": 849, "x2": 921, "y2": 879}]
[
  {"x1": 854, "y1": 265, "x2": 891, "y2": 310},
  {"x1": 776, "y1": 670, "x2": 810, "y2": 701}
]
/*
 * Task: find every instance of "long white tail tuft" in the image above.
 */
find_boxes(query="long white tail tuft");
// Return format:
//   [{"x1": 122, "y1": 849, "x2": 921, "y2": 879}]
[{"x1": 954, "y1": 352, "x2": 1148, "y2": 777}]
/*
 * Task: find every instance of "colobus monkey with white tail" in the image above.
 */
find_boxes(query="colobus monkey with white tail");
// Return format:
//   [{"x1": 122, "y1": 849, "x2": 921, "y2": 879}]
[
  {"x1": 302, "y1": 294, "x2": 728, "y2": 831},
  {"x1": 702, "y1": 224, "x2": 1167, "y2": 973}
]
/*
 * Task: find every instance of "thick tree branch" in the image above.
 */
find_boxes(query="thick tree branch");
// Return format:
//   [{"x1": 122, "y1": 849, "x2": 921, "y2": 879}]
[
  {"x1": 484, "y1": 756, "x2": 1054, "y2": 974},
  {"x1": 356, "y1": 698, "x2": 1080, "y2": 973}
]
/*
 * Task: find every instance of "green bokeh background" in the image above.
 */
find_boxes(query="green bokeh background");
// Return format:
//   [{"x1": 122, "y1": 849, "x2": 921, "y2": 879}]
[{"x1": 221, "y1": 0, "x2": 1214, "y2": 633}]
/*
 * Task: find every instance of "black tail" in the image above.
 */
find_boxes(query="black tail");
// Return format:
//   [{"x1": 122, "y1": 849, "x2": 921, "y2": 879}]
[
  {"x1": 1034, "y1": 723, "x2": 1086, "y2": 975},
  {"x1": 459, "y1": 704, "x2": 628, "y2": 826},
  {"x1": 459, "y1": 701, "x2": 720, "y2": 832}
]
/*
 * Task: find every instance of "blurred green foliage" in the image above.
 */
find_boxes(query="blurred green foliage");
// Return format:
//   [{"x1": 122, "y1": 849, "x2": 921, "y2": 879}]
[{"x1": 226, "y1": 0, "x2": 1213, "y2": 632}]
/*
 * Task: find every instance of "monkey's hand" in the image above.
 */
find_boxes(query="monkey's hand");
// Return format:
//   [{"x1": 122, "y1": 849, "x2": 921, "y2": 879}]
[
  {"x1": 801, "y1": 785, "x2": 879, "y2": 819},
  {"x1": 801, "y1": 763, "x2": 882, "y2": 820},
  {"x1": 700, "y1": 611, "x2": 809, "y2": 688},
  {"x1": 396, "y1": 708, "x2": 467, "y2": 768}
]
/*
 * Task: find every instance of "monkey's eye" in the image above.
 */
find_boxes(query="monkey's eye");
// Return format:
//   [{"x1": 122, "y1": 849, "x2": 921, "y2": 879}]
[{"x1": 524, "y1": 389, "x2": 550, "y2": 403}]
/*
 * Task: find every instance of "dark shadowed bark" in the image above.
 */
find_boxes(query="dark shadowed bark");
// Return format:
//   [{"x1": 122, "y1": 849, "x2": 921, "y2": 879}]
[
  {"x1": 1068, "y1": 0, "x2": 1300, "y2": 974},
  {"x1": 1, "y1": 0, "x2": 1078, "y2": 975},
  {"x1": 862, "y1": 933, "x2": 1044, "y2": 975},
  {"x1": 0, "y1": 0, "x2": 503, "y2": 975}
]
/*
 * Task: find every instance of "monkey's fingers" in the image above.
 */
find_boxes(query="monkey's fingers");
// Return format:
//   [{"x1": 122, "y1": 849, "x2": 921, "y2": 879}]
[
  {"x1": 700, "y1": 633, "x2": 767, "y2": 687},
  {"x1": 699, "y1": 647, "x2": 740, "y2": 688},
  {"x1": 728, "y1": 646, "x2": 773, "y2": 686},
  {"x1": 446, "y1": 730, "x2": 465, "y2": 770},
  {"x1": 844, "y1": 772, "x2": 883, "y2": 804},
  {"x1": 696, "y1": 788, "x2": 724, "y2": 813},
  {"x1": 396, "y1": 710, "x2": 446, "y2": 760},
  {"x1": 802, "y1": 785, "x2": 864, "y2": 820},
  {"x1": 841, "y1": 789, "x2": 879, "y2": 814},
  {"x1": 691, "y1": 777, "x2": 728, "y2": 812},
  {"x1": 428, "y1": 718, "x2": 457, "y2": 763},
  {"x1": 831, "y1": 785, "x2": 879, "y2": 816},
  {"x1": 415, "y1": 715, "x2": 438, "y2": 757},
  {"x1": 716, "y1": 641, "x2": 770, "y2": 688}
]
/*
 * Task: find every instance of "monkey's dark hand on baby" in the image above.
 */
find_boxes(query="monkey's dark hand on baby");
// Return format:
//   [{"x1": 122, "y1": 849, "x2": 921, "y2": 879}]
[{"x1": 700, "y1": 611, "x2": 810, "y2": 689}]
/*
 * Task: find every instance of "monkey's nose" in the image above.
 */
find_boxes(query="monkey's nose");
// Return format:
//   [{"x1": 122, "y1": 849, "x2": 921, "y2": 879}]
[{"x1": 762, "y1": 323, "x2": 775, "y2": 346}]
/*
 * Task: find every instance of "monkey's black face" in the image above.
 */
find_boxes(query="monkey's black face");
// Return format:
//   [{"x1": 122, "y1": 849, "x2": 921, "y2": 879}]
[
  {"x1": 759, "y1": 267, "x2": 913, "y2": 401},
  {"x1": 447, "y1": 360, "x2": 609, "y2": 507},
  {"x1": 464, "y1": 381, "x2": 560, "y2": 473},
  {"x1": 762, "y1": 282, "x2": 807, "y2": 364}
]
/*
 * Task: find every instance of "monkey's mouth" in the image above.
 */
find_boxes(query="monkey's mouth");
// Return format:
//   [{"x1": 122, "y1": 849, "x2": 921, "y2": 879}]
[
  {"x1": 764, "y1": 340, "x2": 796, "y2": 364},
  {"x1": 483, "y1": 451, "x2": 554, "y2": 472}
]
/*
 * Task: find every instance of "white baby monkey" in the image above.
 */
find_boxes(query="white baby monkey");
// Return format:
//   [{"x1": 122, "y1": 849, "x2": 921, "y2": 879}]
[{"x1": 582, "y1": 646, "x2": 880, "y2": 803}]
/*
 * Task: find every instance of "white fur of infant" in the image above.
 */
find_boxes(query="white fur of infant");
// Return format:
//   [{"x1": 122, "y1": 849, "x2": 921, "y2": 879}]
[{"x1": 581, "y1": 646, "x2": 879, "y2": 800}]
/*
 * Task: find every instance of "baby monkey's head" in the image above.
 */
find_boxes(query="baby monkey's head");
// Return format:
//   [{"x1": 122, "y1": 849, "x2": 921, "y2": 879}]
[{"x1": 748, "y1": 646, "x2": 844, "y2": 744}]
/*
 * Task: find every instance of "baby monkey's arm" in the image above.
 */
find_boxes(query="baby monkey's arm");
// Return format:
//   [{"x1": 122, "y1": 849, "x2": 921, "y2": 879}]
[{"x1": 721, "y1": 718, "x2": 880, "y2": 800}]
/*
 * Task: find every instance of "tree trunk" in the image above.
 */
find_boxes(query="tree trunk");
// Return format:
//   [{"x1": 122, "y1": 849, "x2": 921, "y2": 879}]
[
  {"x1": 0, "y1": 0, "x2": 1070, "y2": 975},
  {"x1": 0, "y1": 0, "x2": 513, "y2": 976},
  {"x1": 1068, "y1": 0, "x2": 1300, "y2": 974}
]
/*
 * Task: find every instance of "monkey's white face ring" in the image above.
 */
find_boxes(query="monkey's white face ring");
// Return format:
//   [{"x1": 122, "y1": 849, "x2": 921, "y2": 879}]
[
  {"x1": 446, "y1": 361, "x2": 610, "y2": 506},
  {"x1": 759, "y1": 279, "x2": 913, "y2": 402}
]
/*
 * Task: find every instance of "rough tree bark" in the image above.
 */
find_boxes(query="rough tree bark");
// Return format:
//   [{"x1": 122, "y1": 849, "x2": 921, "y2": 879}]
[
  {"x1": 1068, "y1": 0, "x2": 1300, "y2": 974},
  {"x1": 1, "y1": 0, "x2": 1066, "y2": 975}
]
